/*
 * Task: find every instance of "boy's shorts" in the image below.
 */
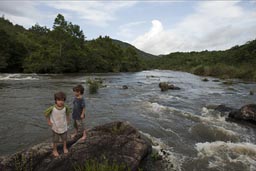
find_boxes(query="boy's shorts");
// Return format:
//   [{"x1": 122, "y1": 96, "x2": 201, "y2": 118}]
[
  {"x1": 74, "y1": 119, "x2": 85, "y2": 134},
  {"x1": 52, "y1": 131, "x2": 67, "y2": 143}
]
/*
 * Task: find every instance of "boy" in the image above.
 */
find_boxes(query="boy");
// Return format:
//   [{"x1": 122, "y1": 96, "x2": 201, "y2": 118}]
[
  {"x1": 44, "y1": 91, "x2": 70, "y2": 157},
  {"x1": 71, "y1": 84, "x2": 86, "y2": 141}
]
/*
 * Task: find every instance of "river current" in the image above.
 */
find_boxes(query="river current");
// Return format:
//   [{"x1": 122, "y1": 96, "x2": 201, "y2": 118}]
[{"x1": 0, "y1": 70, "x2": 256, "y2": 171}]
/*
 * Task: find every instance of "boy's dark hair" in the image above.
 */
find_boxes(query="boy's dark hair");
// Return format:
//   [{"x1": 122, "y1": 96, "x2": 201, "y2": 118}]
[
  {"x1": 73, "y1": 84, "x2": 84, "y2": 94},
  {"x1": 54, "y1": 91, "x2": 66, "y2": 101}
]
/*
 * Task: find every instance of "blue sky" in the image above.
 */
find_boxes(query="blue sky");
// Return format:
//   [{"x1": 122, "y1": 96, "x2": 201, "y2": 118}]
[{"x1": 1, "y1": 1, "x2": 256, "y2": 55}]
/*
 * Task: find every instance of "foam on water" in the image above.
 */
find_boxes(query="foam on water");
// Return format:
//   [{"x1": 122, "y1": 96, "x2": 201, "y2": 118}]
[
  {"x1": 0, "y1": 74, "x2": 39, "y2": 80},
  {"x1": 140, "y1": 102, "x2": 178, "y2": 123},
  {"x1": 140, "y1": 131, "x2": 182, "y2": 171},
  {"x1": 143, "y1": 101, "x2": 181, "y2": 113},
  {"x1": 149, "y1": 102, "x2": 170, "y2": 112},
  {"x1": 196, "y1": 141, "x2": 256, "y2": 170}
]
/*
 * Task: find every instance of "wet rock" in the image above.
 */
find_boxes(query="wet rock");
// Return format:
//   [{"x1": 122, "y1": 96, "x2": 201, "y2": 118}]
[
  {"x1": 228, "y1": 104, "x2": 256, "y2": 124},
  {"x1": 214, "y1": 105, "x2": 234, "y2": 114},
  {"x1": 249, "y1": 90, "x2": 254, "y2": 95},
  {"x1": 159, "y1": 82, "x2": 180, "y2": 91},
  {"x1": 202, "y1": 78, "x2": 209, "y2": 82},
  {"x1": 122, "y1": 85, "x2": 128, "y2": 89},
  {"x1": 0, "y1": 133, "x2": 82, "y2": 171},
  {"x1": 146, "y1": 75, "x2": 156, "y2": 78},
  {"x1": 223, "y1": 80, "x2": 234, "y2": 85},
  {"x1": 0, "y1": 121, "x2": 151, "y2": 171}
]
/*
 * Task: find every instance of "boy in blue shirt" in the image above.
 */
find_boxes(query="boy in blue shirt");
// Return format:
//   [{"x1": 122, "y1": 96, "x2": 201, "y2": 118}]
[{"x1": 71, "y1": 84, "x2": 86, "y2": 141}]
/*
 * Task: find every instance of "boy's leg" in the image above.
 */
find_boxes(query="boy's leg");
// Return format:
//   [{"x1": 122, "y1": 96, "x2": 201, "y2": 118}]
[
  {"x1": 52, "y1": 143, "x2": 59, "y2": 157},
  {"x1": 63, "y1": 141, "x2": 68, "y2": 154},
  {"x1": 78, "y1": 120, "x2": 86, "y2": 141},
  {"x1": 81, "y1": 129, "x2": 87, "y2": 140},
  {"x1": 61, "y1": 132, "x2": 68, "y2": 154},
  {"x1": 52, "y1": 131, "x2": 60, "y2": 157},
  {"x1": 71, "y1": 120, "x2": 78, "y2": 139}
]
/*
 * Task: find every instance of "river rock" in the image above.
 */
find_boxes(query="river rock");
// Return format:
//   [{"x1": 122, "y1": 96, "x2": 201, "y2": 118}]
[
  {"x1": 0, "y1": 121, "x2": 151, "y2": 171},
  {"x1": 249, "y1": 90, "x2": 254, "y2": 95},
  {"x1": 122, "y1": 85, "x2": 128, "y2": 89},
  {"x1": 228, "y1": 104, "x2": 256, "y2": 124},
  {"x1": 213, "y1": 105, "x2": 234, "y2": 114},
  {"x1": 159, "y1": 82, "x2": 180, "y2": 91}
]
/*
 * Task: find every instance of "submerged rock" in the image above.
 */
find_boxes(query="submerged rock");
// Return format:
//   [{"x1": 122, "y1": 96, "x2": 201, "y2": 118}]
[
  {"x1": 159, "y1": 82, "x2": 181, "y2": 91},
  {"x1": 0, "y1": 121, "x2": 152, "y2": 171},
  {"x1": 228, "y1": 104, "x2": 256, "y2": 124}
]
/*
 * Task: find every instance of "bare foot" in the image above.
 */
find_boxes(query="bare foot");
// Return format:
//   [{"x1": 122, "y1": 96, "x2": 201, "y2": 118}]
[
  {"x1": 71, "y1": 134, "x2": 77, "y2": 139},
  {"x1": 52, "y1": 151, "x2": 59, "y2": 157},
  {"x1": 64, "y1": 148, "x2": 69, "y2": 154},
  {"x1": 78, "y1": 136, "x2": 86, "y2": 143}
]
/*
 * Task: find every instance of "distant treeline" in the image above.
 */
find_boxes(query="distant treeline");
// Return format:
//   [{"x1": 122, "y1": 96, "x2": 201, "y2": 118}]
[
  {"x1": 0, "y1": 14, "x2": 256, "y2": 80},
  {"x1": 149, "y1": 40, "x2": 256, "y2": 80}
]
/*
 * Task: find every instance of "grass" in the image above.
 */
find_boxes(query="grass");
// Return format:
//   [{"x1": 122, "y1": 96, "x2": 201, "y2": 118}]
[
  {"x1": 150, "y1": 151, "x2": 162, "y2": 161},
  {"x1": 14, "y1": 153, "x2": 33, "y2": 171},
  {"x1": 73, "y1": 158, "x2": 131, "y2": 171}
]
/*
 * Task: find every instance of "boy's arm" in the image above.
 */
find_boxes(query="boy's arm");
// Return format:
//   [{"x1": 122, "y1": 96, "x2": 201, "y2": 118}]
[
  {"x1": 66, "y1": 113, "x2": 70, "y2": 125},
  {"x1": 65, "y1": 105, "x2": 71, "y2": 124},
  {"x1": 81, "y1": 98, "x2": 86, "y2": 119},
  {"x1": 46, "y1": 117, "x2": 52, "y2": 126},
  {"x1": 44, "y1": 106, "x2": 53, "y2": 126},
  {"x1": 81, "y1": 107, "x2": 86, "y2": 119}
]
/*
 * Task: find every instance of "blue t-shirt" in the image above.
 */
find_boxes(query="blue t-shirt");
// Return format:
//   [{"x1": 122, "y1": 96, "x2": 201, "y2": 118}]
[{"x1": 72, "y1": 97, "x2": 86, "y2": 120}]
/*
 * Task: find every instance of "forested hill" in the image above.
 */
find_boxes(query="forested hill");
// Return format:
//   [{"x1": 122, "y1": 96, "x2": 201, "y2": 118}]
[
  {"x1": 149, "y1": 39, "x2": 256, "y2": 80},
  {"x1": 111, "y1": 39, "x2": 157, "y2": 60},
  {"x1": 0, "y1": 14, "x2": 150, "y2": 73}
]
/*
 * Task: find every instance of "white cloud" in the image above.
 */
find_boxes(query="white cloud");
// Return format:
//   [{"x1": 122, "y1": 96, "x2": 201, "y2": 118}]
[
  {"x1": 0, "y1": 1, "x2": 45, "y2": 27},
  {"x1": 0, "y1": 1, "x2": 137, "y2": 28},
  {"x1": 132, "y1": 1, "x2": 256, "y2": 55},
  {"x1": 44, "y1": 1, "x2": 137, "y2": 27},
  {"x1": 117, "y1": 21, "x2": 147, "y2": 41}
]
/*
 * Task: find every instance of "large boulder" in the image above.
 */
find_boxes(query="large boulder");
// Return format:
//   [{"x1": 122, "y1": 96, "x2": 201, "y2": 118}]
[
  {"x1": 228, "y1": 104, "x2": 256, "y2": 124},
  {"x1": 159, "y1": 82, "x2": 181, "y2": 91},
  {"x1": 0, "y1": 121, "x2": 151, "y2": 171}
]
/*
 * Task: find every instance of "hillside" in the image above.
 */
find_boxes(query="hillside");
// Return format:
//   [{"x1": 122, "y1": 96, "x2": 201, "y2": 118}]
[
  {"x1": 150, "y1": 39, "x2": 256, "y2": 80},
  {"x1": 111, "y1": 39, "x2": 157, "y2": 60}
]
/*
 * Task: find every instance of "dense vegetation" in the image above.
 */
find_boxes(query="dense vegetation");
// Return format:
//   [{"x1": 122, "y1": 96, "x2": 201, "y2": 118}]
[
  {"x1": 0, "y1": 14, "x2": 256, "y2": 80},
  {"x1": 0, "y1": 14, "x2": 145, "y2": 73},
  {"x1": 148, "y1": 39, "x2": 256, "y2": 80}
]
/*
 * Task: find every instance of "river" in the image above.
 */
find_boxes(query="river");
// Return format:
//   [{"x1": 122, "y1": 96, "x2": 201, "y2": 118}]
[{"x1": 0, "y1": 70, "x2": 256, "y2": 171}]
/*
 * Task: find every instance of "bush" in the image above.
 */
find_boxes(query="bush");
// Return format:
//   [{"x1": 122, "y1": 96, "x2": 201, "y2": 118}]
[
  {"x1": 192, "y1": 65, "x2": 206, "y2": 75},
  {"x1": 87, "y1": 78, "x2": 101, "y2": 94}
]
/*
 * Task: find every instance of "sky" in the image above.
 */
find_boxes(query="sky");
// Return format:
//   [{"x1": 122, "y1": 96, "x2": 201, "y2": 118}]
[{"x1": 0, "y1": 1, "x2": 256, "y2": 55}]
